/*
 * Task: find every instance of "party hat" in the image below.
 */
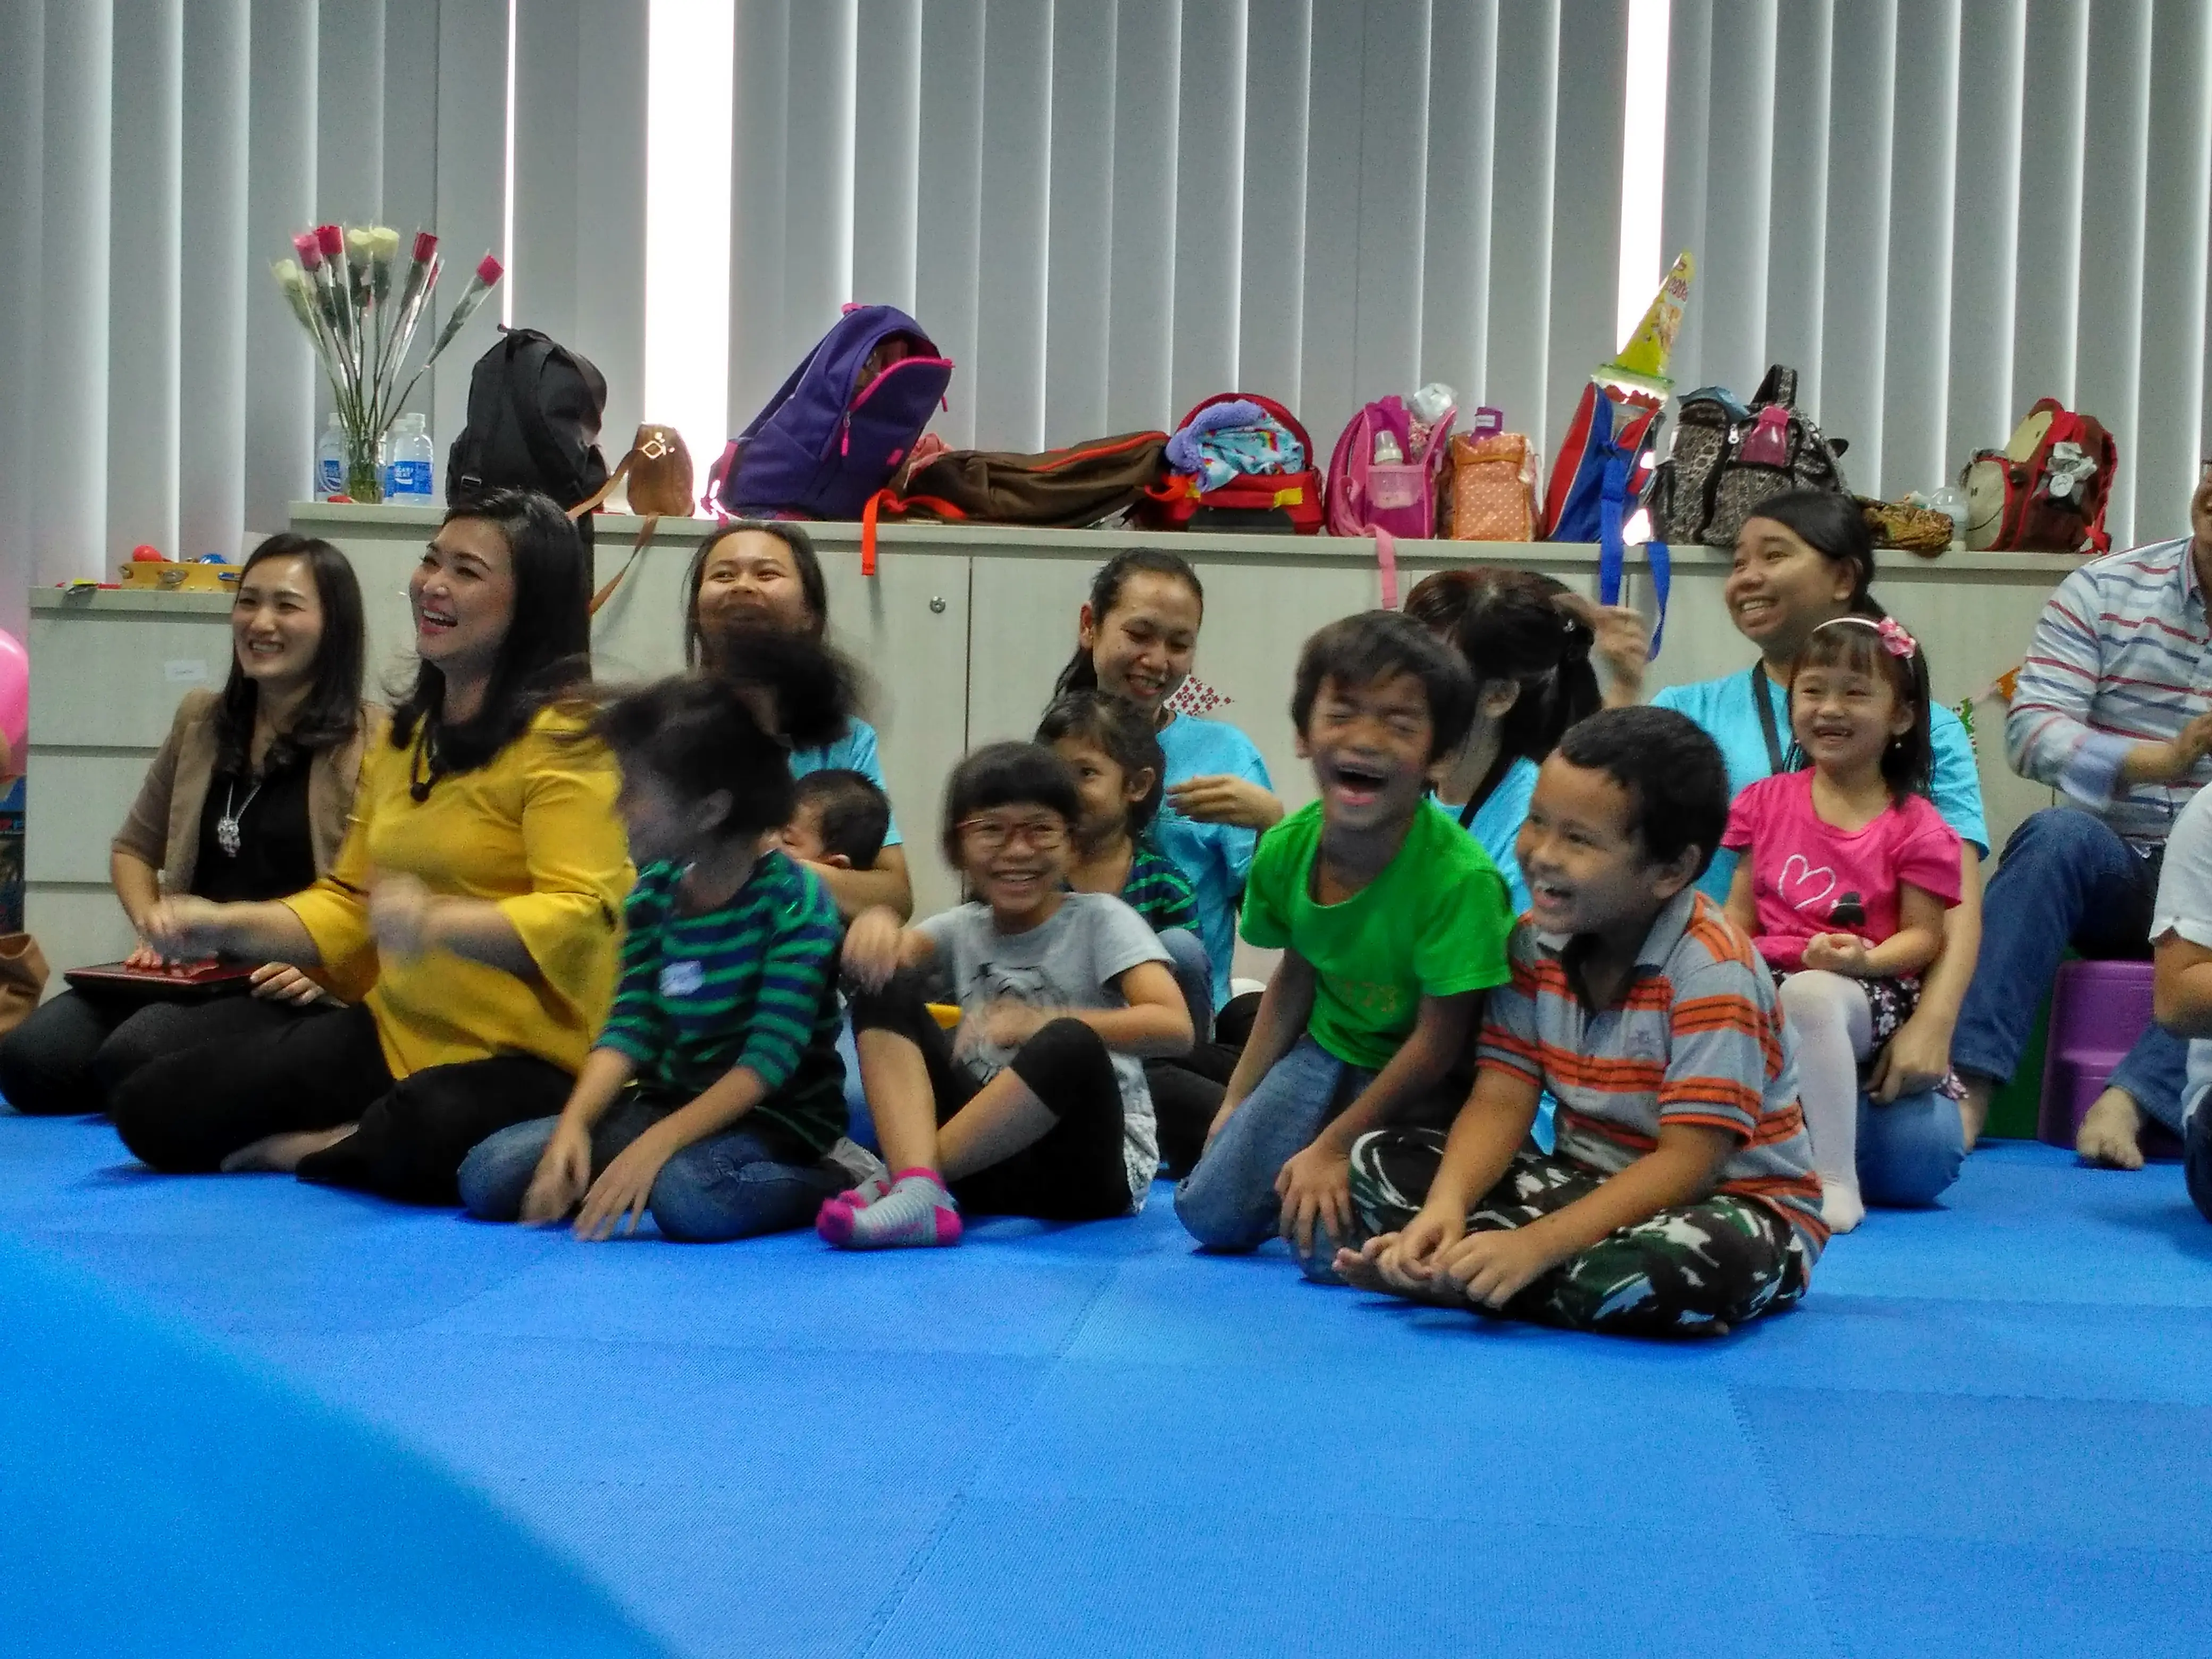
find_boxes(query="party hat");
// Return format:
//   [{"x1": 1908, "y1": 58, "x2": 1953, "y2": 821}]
[{"x1": 1602, "y1": 251, "x2": 1694, "y2": 392}]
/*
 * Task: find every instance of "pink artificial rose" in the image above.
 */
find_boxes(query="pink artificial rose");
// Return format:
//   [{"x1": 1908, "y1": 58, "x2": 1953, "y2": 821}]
[{"x1": 292, "y1": 231, "x2": 322, "y2": 270}]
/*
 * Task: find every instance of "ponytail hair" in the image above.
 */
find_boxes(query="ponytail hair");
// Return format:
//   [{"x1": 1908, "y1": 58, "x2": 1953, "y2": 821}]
[
  {"x1": 1053, "y1": 547, "x2": 1206, "y2": 698},
  {"x1": 1403, "y1": 565, "x2": 1602, "y2": 796}
]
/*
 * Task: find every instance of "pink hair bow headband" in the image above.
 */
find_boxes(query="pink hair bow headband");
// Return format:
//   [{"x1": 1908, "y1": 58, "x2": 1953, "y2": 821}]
[{"x1": 1814, "y1": 614, "x2": 1919, "y2": 658}]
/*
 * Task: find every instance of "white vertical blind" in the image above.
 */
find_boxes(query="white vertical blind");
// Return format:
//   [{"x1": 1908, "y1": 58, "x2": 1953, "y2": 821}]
[
  {"x1": 1237, "y1": 1, "x2": 1311, "y2": 416},
  {"x1": 178, "y1": 0, "x2": 251, "y2": 573},
  {"x1": 1660, "y1": 0, "x2": 2212, "y2": 542},
  {"x1": 431, "y1": 0, "x2": 511, "y2": 466},
  {"x1": 241, "y1": 0, "x2": 314, "y2": 539},
  {"x1": 974, "y1": 0, "x2": 1051, "y2": 450},
  {"x1": 41, "y1": 2, "x2": 113, "y2": 602},
  {"x1": 1419, "y1": 0, "x2": 1495, "y2": 421},
  {"x1": 1041, "y1": 0, "x2": 1116, "y2": 445},
  {"x1": 1104, "y1": 0, "x2": 1179, "y2": 438},
  {"x1": 909, "y1": 0, "x2": 983, "y2": 448},
  {"x1": 1169, "y1": 1, "x2": 1247, "y2": 422},
  {"x1": 0, "y1": 0, "x2": 44, "y2": 641},
  {"x1": 0, "y1": 1, "x2": 654, "y2": 630},
  {"x1": 107, "y1": 0, "x2": 182, "y2": 568}
]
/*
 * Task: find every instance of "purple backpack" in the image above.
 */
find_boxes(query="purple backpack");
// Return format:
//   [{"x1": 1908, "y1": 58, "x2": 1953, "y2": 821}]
[{"x1": 712, "y1": 304, "x2": 953, "y2": 523}]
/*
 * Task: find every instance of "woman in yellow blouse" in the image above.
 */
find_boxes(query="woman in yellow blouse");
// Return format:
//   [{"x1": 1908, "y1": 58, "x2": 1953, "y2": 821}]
[{"x1": 112, "y1": 489, "x2": 632, "y2": 1203}]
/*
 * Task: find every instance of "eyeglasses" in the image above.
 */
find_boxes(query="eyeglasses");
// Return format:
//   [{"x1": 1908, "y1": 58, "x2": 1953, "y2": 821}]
[{"x1": 957, "y1": 817, "x2": 1068, "y2": 853}]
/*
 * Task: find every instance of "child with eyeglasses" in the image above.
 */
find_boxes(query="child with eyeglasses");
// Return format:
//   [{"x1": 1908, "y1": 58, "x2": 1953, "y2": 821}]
[{"x1": 819, "y1": 742, "x2": 1195, "y2": 1248}]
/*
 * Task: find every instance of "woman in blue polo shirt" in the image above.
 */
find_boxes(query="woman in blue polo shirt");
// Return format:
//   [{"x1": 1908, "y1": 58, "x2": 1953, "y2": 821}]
[
  {"x1": 1644, "y1": 489, "x2": 1985, "y2": 1209},
  {"x1": 1052, "y1": 547, "x2": 1279, "y2": 1017}
]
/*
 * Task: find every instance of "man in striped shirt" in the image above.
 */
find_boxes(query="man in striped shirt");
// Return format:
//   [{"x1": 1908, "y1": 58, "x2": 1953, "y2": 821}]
[
  {"x1": 1956, "y1": 467, "x2": 2212, "y2": 1166},
  {"x1": 1337, "y1": 708, "x2": 1822, "y2": 1338}
]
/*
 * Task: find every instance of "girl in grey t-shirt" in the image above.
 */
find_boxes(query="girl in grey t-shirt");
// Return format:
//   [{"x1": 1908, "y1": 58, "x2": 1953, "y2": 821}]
[{"x1": 819, "y1": 742, "x2": 1195, "y2": 1249}]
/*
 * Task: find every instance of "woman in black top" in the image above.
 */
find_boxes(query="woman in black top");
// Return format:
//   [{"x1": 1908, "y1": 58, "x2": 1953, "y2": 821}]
[{"x1": 0, "y1": 535, "x2": 376, "y2": 1116}]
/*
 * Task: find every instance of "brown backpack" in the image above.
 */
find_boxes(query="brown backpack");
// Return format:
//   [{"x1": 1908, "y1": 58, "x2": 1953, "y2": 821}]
[{"x1": 860, "y1": 431, "x2": 1168, "y2": 571}]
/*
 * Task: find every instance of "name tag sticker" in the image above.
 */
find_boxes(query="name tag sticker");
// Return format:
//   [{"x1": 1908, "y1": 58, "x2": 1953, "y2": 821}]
[
  {"x1": 163, "y1": 659, "x2": 209, "y2": 684},
  {"x1": 659, "y1": 960, "x2": 704, "y2": 997}
]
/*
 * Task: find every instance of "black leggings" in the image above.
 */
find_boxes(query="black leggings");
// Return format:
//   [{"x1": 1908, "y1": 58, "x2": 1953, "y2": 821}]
[
  {"x1": 0, "y1": 989, "x2": 309, "y2": 1118},
  {"x1": 110, "y1": 1003, "x2": 574, "y2": 1205},
  {"x1": 848, "y1": 972, "x2": 1132, "y2": 1221}
]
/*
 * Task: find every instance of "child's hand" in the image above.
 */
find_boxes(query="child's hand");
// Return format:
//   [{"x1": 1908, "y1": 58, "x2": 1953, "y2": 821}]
[
  {"x1": 841, "y1": 906, "x2": 905, "y2": 992},
  {"x1": 141, "y1": 895, "x2": 226, "y2": 960},
  {"x1": 1438, "y1": 1226, "x2": 1561, "y2": 1310},
  {"x1": 958, "y1": 999, "x2": 1049, "y2": 1057},
  {"x1": 368, "y1": 873, "x2": 439, "y2": 961},
  {"x1": 520, "y1": 1121, "x2": 594, "y2": 1225},
  {"x1": 573, "y1": 1128, "x2": 677, "y2": 1241},
  {"x1": 1274, "y1": 1141, "x2": 1353, "y2": 1260},
  {"x1": 1801, "y1": 933, "x2": 1873, "y2": 976},
  {"x1": 1380, "y1": 1206, "x2": 1463, "y2": 1284}
]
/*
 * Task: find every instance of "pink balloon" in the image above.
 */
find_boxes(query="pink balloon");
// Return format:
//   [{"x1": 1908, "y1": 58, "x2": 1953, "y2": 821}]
[{"x1": 0, "y1": 630, "x2": 27, "y2": 764}]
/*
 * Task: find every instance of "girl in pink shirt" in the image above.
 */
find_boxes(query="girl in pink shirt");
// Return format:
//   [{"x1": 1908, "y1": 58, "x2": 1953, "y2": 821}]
[{"x1": 1722, "y1": 616, "x2": 1963, "y2": 1233}]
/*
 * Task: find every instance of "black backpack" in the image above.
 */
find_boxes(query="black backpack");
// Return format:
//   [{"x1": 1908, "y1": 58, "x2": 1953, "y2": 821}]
[{"x1": 445, "y1": 328, "x2": 609, "y2": 548}]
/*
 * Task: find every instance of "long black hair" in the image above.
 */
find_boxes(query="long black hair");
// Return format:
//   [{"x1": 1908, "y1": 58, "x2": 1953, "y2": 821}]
[
  {"x1": 592, "y1": 674, "x2": 798, "y2": 841},
  {"x1": 212, "y1": 533, "x2": 366, "y2": 779},
  {"x1": 1744, "y1": 489, "x2": 1884, "y2": 619},
  {"x1": 390, "y1": 489, "x2": 592, "y2": 781},
  {"x1": 699, "y1": 618, "x2": 862, "y2": 752},
  {"x1": 1051, "y1": 547, "x2": 1205, "y2": 698},
  {"x1": 1404, "y1": 566, "x2": 1602, "y2": 804},
  {"x1": 683, "y1": 520, "x2": 830, "y2": 666}
]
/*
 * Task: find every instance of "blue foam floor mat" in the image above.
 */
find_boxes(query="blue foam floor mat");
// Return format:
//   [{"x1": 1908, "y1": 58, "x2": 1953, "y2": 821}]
[{"x1": 3, "y1": 1116, "x2": 2208, "y2": 1658}]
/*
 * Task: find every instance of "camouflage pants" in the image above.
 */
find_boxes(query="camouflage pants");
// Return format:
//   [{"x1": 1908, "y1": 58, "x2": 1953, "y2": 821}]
[{"x1": 1347, "y1": 1130, "x2": 1811, "y2": 1337}]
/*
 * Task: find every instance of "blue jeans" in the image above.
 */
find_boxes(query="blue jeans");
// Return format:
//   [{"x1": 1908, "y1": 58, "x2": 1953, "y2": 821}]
[
  {"x1": 1157, "y1": 927, "x2": 1215, "y2": 1044},
  {"x1": 457, "y1": 1096, "x2": 845, "y2": 1242},
  {"x1": 1858, "y1": 1087, "x2": 1965, "y2": 1206},
  {"x1": 1953, "y1": 807, "x2": 2189, "y2": 1131},
  {"x1": 1174, "y1": 1036, "x2": 1375, "y2": 1278}
]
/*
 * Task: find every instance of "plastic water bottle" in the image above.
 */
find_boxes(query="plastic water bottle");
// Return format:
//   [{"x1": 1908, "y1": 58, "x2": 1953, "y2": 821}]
[
  {"x1": 383, "y1": 413, "x2": 435, "y2": 500},
  {"x1": 315, "y1": 414, "x2": 345, "y2": 500}
]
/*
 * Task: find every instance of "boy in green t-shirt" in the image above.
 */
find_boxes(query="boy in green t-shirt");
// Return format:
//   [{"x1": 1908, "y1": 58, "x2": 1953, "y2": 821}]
[{"x1": 1174, "y1": 611, "x2": 1515, "y2": 1276}]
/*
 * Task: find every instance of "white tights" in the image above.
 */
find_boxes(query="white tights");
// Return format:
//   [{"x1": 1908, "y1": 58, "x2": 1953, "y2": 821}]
[{"x1": 1777, "y1": 970, "x2": 1873, "y2": 1233}]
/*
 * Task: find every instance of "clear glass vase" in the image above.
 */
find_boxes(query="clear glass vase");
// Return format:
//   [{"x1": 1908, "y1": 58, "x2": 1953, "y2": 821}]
[{"x1": 343, "y1": 424, "x2": 386, "y2": 504}]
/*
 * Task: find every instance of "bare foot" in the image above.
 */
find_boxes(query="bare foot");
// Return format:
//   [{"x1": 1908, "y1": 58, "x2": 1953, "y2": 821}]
[
  {"x1": 1959, "y1": 1079, "x2": 1992, "y2": 1152},
  {"x1": 1820, "y1": 1178, "x2": 1866, "y2": 1234},
  {"x1": 2074, "y1": 1088, "x2": 2146, "y2": 1170},
  {"x1": 220, "y1": 1124, "x2": 357, "y2": 1174},
  {"x1": 1333, "y1": 1247, "x2": 1463, "y2": 1306}
]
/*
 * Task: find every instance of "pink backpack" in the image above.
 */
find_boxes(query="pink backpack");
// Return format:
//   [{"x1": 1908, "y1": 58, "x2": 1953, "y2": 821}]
[{"x1": 1325, "y1": 395, "x2": 1456, "y2": 608}]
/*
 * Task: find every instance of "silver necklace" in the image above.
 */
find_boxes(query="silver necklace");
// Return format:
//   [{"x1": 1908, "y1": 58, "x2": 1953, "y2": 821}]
[{"x1": 216, "y1": 777, "x2": 262, "y2": 858}]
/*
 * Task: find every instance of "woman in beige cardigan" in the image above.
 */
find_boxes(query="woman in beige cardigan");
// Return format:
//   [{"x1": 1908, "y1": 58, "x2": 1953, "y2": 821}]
[{"x1": 0, "y1": 534, "x2": 378, "y2": 1116}]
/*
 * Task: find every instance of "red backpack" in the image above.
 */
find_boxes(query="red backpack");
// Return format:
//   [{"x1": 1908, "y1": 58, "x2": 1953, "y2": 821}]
[
  {"x1": 1139, "y1": 393, "x2": 1326, "y2": 533},
  {"x1": 1962, "y1": 398, "x2": 2118, "y2": 555}
]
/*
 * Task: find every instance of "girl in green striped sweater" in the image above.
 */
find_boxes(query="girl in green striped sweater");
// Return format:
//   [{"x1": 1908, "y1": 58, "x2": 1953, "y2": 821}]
[{"x1": 458, "y1": 673, "x2": 860, "y2": 1242}]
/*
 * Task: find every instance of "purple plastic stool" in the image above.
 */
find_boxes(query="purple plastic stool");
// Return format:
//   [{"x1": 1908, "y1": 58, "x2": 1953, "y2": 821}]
[{"x1": 2036, "y1": 959, "x2": 2175, "y2": 1149}]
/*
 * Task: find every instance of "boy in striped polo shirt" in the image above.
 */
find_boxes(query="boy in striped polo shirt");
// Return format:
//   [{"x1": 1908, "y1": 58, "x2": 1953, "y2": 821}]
[
  {"x1": 459, "y1": 675, "x2": 853, "y2": 1242},
  {"x1": 1338, "y1": 707, "x2": 1825, "y2": 1337}
]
